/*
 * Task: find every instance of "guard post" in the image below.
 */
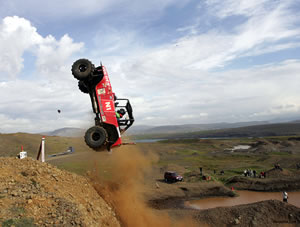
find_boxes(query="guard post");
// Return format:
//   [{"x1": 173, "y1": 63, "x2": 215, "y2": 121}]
[{"x1": 37, "y1": 136, "x2": 45, "y2": 162}]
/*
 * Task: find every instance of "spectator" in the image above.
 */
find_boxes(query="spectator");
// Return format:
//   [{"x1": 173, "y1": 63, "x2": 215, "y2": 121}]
[
  {"x1": 244, "y1": 169, "x2": 247, "y2": 177},
  {"x1": 282, "y1": 191, "x2": 288, "y2": 203}
]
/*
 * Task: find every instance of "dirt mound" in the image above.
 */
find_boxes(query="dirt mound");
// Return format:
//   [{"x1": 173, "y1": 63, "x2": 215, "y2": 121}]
[
  {"x1": 0, "y1": 157, "x2": 120, "y2": 227},
  {"x1": 247, "y1": 138, "x2": 300, "y2": 155},
  {"x1": 192, "y1": 199, "x2": 300, "y2": 226},
  {"x1": 266, "y1": 168, "x2": 292, "y2": 178},
  {"x1": 226, "y1": 175, "x2": 300, "y2": 191}
]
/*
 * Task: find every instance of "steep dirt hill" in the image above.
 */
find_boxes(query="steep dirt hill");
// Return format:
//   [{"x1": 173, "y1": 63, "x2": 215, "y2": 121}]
[{"x1": 0, "y1": 157, "x2": 120, "y2": 227}]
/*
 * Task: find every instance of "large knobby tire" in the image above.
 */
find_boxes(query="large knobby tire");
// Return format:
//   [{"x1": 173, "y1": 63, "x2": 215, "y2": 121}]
[
  {"x1": 78, "y1": 81, "x2": 89, "y2": 93},
  {"x1": 71, "y1": 59, "x2": 94, "y2": 80},
  {"x1": 84, "y1": 126, "x2": 107, "y2": 149}
]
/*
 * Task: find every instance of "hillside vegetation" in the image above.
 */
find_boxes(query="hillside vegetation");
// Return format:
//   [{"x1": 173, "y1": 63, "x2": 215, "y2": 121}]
[
  {"x1": 0, "y1": 133, "x2": 90, "y2": 158},
  {"x1": 132, "y1": 122, "x2": 300, "y2": 140}
]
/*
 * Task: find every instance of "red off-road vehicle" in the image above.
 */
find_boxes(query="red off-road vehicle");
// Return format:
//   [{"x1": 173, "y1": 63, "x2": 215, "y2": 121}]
[{"x1": 71, "y1": 59, "x2": 134, "y2": 151}]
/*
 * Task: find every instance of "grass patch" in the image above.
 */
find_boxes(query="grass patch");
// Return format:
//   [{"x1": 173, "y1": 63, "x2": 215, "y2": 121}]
[
  {"x1": 56, "y1": 161, "x2": 90, "y2": 175},
  {"x1": 9, "y1": 206, "x2": 25, "y2": 215},
  {"x1": 2, "y1": 217, "x2": 36, "y2": 227},
  {"x1": 269, "y1": 151, "x2": 290, "y2": 156}
]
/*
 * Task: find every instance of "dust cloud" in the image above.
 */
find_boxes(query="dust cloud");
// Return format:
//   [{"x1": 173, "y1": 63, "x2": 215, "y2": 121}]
[{"x1": 90, "y1": 145, "x2": 197, "y2": 227}]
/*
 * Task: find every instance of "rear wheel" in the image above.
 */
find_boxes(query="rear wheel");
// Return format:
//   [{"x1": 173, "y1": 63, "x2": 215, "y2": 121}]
[
  {"x1": 72, "y1": 59, "x2": 94, "y2": 80},
  {"x1": 78, "y1": 81, "x2": 89, "y2": 93},
  {"x1": 84, "y1": 126, "x2": 107, "y2": 149}
]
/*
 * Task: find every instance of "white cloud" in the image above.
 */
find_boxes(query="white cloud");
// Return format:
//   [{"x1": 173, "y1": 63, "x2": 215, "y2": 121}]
[
  {"x1": 111, "y1": 55, "x2": 300, "y2": 125},
  {"x1": 35, "y1": 34, "x2": 83, "y2": 80},
  {"x1": 205, "y1": 0, "x2": 273, "y2": 18},
  {"x1": 106, "y1": 0, "x2": 300, "y2": 79},
  {"x1": 0, "y1": 79, "x2": 94, "y2": 133},
  {"x1": 0, "y1": 16, "x2": 41, "y2": 78},
  {"x1": 0, "y1": 16, "x2": 84, "y2": 80},
  {"x1": 0, "y1": 0, "x2": 300, "y2": 133},
  {"x1": 0, "y1": 16, "x2": 88, "y2": 133},
  {"x1": 103, "y1": 0, "x2": 300, "y2": 125},
  {"x1": 0, "y1": 0, "x2": 191, "y2": 22}
]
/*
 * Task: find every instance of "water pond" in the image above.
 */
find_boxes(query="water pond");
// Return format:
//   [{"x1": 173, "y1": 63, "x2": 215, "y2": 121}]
[{"x1": 185, "y1": 191, "x2": 300, "y2": 210}]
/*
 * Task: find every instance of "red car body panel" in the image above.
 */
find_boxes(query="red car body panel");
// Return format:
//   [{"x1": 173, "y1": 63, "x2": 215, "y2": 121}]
[{"x1": 95, "y1": 66, "x2": 122, "y2": 148}]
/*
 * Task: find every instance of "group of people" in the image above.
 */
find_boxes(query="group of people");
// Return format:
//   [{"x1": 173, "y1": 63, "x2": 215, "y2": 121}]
[
  {"x1": 243, "y1": 169, "x2": 267, "y2": 178},
  {"x1": 243, "y1": 169, "x2": 257, "y2": 177},
  {"x1": 274, "y1": 163, "x2": 283, "y2": 171}
]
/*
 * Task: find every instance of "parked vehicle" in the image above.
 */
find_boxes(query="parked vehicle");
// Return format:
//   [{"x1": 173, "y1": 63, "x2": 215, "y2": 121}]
[{"x1": 164, "y1": 171, "x2": 183, "y2": 183}]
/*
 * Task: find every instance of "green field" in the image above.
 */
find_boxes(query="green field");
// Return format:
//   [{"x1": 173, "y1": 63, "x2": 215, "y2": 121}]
[{"x1": 1, "y1": 133, "x2": 300, "y2": 184}]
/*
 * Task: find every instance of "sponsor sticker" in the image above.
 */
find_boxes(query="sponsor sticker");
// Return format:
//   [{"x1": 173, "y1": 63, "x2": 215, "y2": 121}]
[{"x1": 97, "y1": 88, "x2": 106, "y2": 95}]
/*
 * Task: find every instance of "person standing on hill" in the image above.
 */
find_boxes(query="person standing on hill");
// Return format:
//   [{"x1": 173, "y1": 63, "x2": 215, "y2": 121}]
[{"x1": 283, "y1": 191, "x2": 288, "y2": 203}]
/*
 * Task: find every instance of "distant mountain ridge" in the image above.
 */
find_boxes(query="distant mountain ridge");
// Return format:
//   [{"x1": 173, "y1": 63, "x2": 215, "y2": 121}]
[
  {"x1": 126, "y1": 121, "x2": 270, "y2": 135},
  {"x1": 43, "y1": 121, "x2": 270, "y2": 137},
  {"x1": 156, "y1": 122, "x2": 300, "y2": 139},
  {"x1": 42, "y1": 127, "x2": 85, "y2": 137}
]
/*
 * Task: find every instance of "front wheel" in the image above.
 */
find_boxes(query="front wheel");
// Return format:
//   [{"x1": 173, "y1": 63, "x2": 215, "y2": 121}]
[
  {"x1": 84, "y1": 126, "x2": 107, "y2": 149},
  {"x1": 72, "y1": 59, "x2": 94, "y2": 80}
]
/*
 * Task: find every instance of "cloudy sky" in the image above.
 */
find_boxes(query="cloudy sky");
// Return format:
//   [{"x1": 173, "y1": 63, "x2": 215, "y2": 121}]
[{"x1": 0, "y1": 0, "x2": 300, "y2": 133}]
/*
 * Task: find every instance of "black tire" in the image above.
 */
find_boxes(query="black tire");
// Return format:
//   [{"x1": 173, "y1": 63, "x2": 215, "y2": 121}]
[
  {"x1": 78, "y1": 81, "x2": 89, "y2": 93},
  {"x1": 72, "y1": 59, "x2": 94, "y2": 80},
  {"x1": 104, "y1": 124, "x2": 119, "y2": 144},
  {"x1": 84, "y1": 126, "x2": 107, "y2": 149}
]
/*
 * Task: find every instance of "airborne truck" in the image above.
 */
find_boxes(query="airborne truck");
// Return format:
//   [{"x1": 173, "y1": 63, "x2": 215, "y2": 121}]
[{"x1": 71, "y1": 59, "x2": 134, "y2": 151}]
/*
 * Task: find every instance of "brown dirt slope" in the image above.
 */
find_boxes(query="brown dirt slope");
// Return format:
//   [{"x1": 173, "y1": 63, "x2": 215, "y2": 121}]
[
  {"x1": 192, "y1": 200, "x2": 300, "y2": 227},
  {"x1": 0, "y1": 157, "x2": 120, "y2": 227}
]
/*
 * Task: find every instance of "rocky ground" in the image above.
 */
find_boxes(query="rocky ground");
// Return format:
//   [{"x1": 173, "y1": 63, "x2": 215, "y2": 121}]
[
  {"x1": 0, "y1": 157, "x2": 120, "y2": 227},
  {"x1": 193, "y1": 199, "x2": 300, "y2": 226},
  {"x1": 169, "y1": 199, "x2": 300, "y2": 227},
  {"x1": 226, "y1": 169, "x2": 300, "y2": 191}
]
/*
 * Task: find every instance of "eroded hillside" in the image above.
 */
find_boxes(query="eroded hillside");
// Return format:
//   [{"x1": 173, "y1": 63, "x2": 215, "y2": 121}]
[{"x1": 0, "y1": 157, "x2": 120, "y2": 227}]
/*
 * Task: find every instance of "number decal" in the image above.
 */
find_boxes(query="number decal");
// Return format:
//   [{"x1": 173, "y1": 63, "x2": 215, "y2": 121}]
[{"x1": 105, "y1": 101, "x2": 112, "y2": 111}]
